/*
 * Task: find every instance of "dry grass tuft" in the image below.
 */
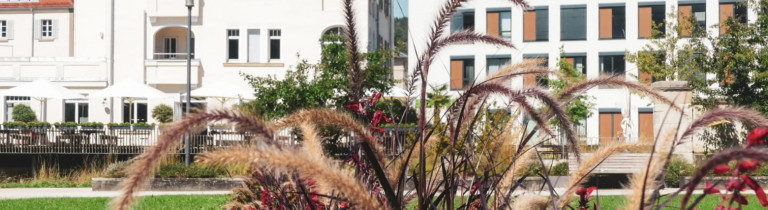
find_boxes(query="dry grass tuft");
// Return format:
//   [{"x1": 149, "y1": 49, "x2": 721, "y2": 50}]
[
  {"x1": 558, "y1": 143, "x2": 644, "y2": 207},
  {"x1": 513, "y1": 194, "x2": 549, "y2": 210},
  {"x1": 112, "y1": 110, "x2": 273, "y2": 210}
]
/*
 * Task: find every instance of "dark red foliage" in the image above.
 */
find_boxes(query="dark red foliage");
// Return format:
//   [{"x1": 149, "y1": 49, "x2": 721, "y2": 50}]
[
  {"x1": 576, "y1": 186, "x2": 597, "y2": 210},
  {"x1": 737, "y1": 159, "x2": 761, "y2": 172},
  {"x1": 345, "y1": 103, "x2": 365, "y2": 115},
  {"x1": 741, "y1": 175, "x2": 768, "y2": 206},
  {"x1": 746, "y1": 127, "x2": 768, "y2": 147},
  {"x1": 714, "y1": 164, "x2": 731, "y2": 175},
  {"x1": 704, "y1": 181, "x2": 721, "y2": 194}
]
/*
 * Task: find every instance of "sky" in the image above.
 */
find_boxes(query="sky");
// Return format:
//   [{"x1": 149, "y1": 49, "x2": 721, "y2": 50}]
[{"x1": 394, "y1": 0, "x2": 408, "y2": 18}]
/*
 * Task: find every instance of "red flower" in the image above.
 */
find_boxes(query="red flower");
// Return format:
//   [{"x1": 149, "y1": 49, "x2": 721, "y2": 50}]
[
  {"x1": 576, "y1": 186, "x2": 597, "y2": 202},
  {"x1": 738, "y1": 159, "x2": 761, "y2": 172},
  {"x1": 742, "y1": 175, "x2": 768, "y2": 206},
  {"x1": 704, "y1": 181, "x2": 721, "y2": 194},
  {"x1": 735, "y1": 194, "x2": 749, "y2": 205},
  {"x1": 339, "y1": 201, "x2": 348, "y2": 209},
  {"x1": 747, "y1": 127, "x2": 768, "y2": 147},
  {"x1": 713, "y1": 164, "x2": 731, "y2": 175}
]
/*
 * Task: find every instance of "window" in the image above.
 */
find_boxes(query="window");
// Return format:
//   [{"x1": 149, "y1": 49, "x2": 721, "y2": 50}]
[
  {"x1": 523, "y1": 56, "x2": 549, "y2": 87},
  {"x1": 523, "y1": 7, "x2": 548, "y2": 41},
  {"x1": 637, "y1": 51, "x2": 665, "y2": 84},
  {"x1": 247, "y1": 29, "x2": 261, "y2": 62},
  {"x1": 269, "y1": 29, "x2": 281, "y2": 60},
  {"x1": 638, "y1": 108, "x2": 654, "y2": 143},
  {"x1": 599, "y1": 5, "x2": 626, "y2": 39},
  {"x1": 64, "y1": 101, "x2": 88, "y2": 123},
  {"x1": 227, "y1": 29, "x2": 239, "y2": 60},
  {"x1": 720, "y1": 2, "x2": 748, "y2": 34},
  {"x1": 487, "y1": 10, "x2": 511, "y2": 40},
  {"x1": 600, "y1": 54, "x2": 625, "y2": 77},
  {"x1": 41, "y1": 19, "x2": 52, "y2": 38},
  {"x1": 561, "y1": 5, "x2": 587, "y2": 41},
  {"x1": 451, "y1": 11, "x2": 475, "y2": 33},
  {"x1": 638, "y1": 5, "x2": 665, "y2": 38},
  {"x1": 450, "y1": 58, "x2": 474, "y2": 90},
  {"x1": 486, "y1": 56, "x2": 510, "y2": 76},
  {"x1": 123, "y1": 102, "x2": 147, "y2": 123},
  {"x1": 599, "y1": 110, "x2": 624, "y2": 143},
  {"x1": 679, "y1": 3, "x2": 706, "y2": 36},
  {"x1": 562, "y1": 56, "x2": 587, "y2": 75},
  {"x1": 163, "y1": 37, "x2": 177, "y2": 59},
  {"x1": 5, "y1": 96, "x2": 30, "y2": 122}
]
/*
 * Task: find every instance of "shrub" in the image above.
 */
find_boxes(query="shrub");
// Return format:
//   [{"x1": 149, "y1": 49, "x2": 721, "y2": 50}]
[
  {"x1": 27, "y1": 121, "x2": 51, "y2": 128},
  {"x1": 151, "y1": 104, "x2": 173, "y2": 123},
  {"x1": 3, "y1": 121, "x2": 26, "y2": 128},
  {"x1": 54, "y1": 122, "x2": 78, "y2": 127},
  {"x1": 12, "y1": 104, "x2": 36, "y2": 122},
  {"x1": 107, "y1": 122, "x2": 131, "y2": 128},
  {"x1": 80, "y1": 122, "x2": 104, "y2": 128},
  {"x1": 665, "y1": 157, "x2": 695, "y2": 187},
  {"x1": 154, "y1": 163, "x2": 228, "y2": 178},
  {"x1": 551, "y1": 162, "x2": 569, "y2": 176}
]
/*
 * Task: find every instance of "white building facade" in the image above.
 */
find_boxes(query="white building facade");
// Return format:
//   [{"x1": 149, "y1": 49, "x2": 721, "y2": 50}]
[
  {"x1": 408, "y1": 0, "x2": 755, "y2": 146},
  {"x1": 0, "y1": 0, "x2": 393, "y2": 124}
]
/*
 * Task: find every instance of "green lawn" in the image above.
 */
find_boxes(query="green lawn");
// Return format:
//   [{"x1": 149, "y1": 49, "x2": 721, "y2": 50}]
[
  {"x1": 0, "y1": 180, "x2": 91, "y2": 188},
  {"x1": 0, "y1": 194, "x2": 230, "y2": 210},
  {"x1": 406, "y1": 194, "x2": 763, "y2": 209}
]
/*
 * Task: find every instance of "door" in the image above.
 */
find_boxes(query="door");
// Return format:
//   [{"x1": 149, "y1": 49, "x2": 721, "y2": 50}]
[
  {"x1": 164, "y1": 37, "x2": 177, "y2": 59},
  {"x1": 248, "y1": 29, "x2": 261, "y2": 62}
]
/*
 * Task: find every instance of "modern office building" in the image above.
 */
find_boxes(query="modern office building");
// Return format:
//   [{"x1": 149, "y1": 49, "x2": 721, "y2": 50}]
[
  {"x1": 408, "y1": 0, "x2": 754, "y2": 148},
  {"x1": 0, "y1": 0, "x2": 393, "y2": 123}
]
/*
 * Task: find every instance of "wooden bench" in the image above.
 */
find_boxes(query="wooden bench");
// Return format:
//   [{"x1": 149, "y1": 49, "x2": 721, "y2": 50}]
[{"x1": 568, "y1": 153, "x2": 651, "y2": 174}]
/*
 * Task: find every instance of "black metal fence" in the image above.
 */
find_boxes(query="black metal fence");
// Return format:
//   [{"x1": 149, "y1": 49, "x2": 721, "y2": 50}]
[{"x1": 0, "y1": 126, "x2": 416, "y2": 156}]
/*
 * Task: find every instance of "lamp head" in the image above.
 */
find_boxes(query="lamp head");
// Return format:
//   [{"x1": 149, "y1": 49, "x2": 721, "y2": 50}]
[{"x1": 185, "y1": 0, "x2": 194, "y2": 7}]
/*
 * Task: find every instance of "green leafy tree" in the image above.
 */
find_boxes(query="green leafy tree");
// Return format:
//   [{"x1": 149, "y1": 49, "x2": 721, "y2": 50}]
[
  {"x1": 240, "y1": 34, "x2": 394, "y2": 119},
  {"x1": 545, "y1": 50, "x2": 594, "y2": 126},
  {"x1": 394, "y1": 17, "x2": 408, "y2": 53},
  {"x1": 12, "y1": 104, "x2": 36, "y2": 122},
  {"x1": 426, "y1": 84, "x2": 452, "y2": 125},
  {"x1": 628, "y1": 1, "x2": 768, "y2": 151},
  {"x1": 151, "y1": 104, "x2": 174, "y2": 123}
]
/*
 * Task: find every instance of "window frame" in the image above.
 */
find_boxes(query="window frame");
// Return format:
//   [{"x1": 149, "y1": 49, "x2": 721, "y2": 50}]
[
  {"x1": 599, "y1": 54, "x2": 626, "y2": 77},
  {"x1": 0, "y1": 20, "x2": 6, "y2": 38},
  {"x1": 560, "y1": 5, "x2": 587, "y2": 41},
  {"x1": 599, "y1": 5, "x2": 626, "y2": 40},
  {"x1": 227, "y1": 29, "x2": 240, "y2": 61},
  {"x1": 523, "y1": 7, "x2": 549, "y2": 42},
  {"x1": 450, "y1": 57, "x2": 475, "y2": 90},
  {"x1": 451, "y1": 10, "x2": 475, "y2": 33},
  {"x1": 679, "y1": 3, "x2": 707, "y2": 37},
  {"x1": 41, "y1": 19, "x2": 53, "y2": 38},
  {"x1": 269, "y1": 29, "x2": 282, "y2": 61},
  {"x1": 486, "y1": 55, "x2": 510, "y2": 76}
]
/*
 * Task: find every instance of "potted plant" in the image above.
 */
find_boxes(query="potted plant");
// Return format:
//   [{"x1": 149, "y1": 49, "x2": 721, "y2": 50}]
[
  {"x1": 54, "y1": 122, "x2": 78, "y2": 130},
  {"x1": 107, "y1": 122, "x2": 131, "y2": 130},
  {"x1": 132, "y1": 122, "x2": 155, "y2": 130},
  {"x1": 3, "y1": 121, "x2": 26, "y2": 129},
  {"x1": 27, "y1": 121, "x2": 51, "y2": 129},
  {"x1": 80, "y1": 122, "x2": 104, "y2": 130}
]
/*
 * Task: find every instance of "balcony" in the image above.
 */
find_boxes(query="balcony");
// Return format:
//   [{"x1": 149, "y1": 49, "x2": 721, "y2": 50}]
[
  {"x1": 146, "y1": 0, "x2": 200, "y2": 23},
  {"x1": 144, "y1": 54, "x2": 200, "y2": 86},
  {"x1": 0, "y1": 57, "x2": 107, "y2": 87}
]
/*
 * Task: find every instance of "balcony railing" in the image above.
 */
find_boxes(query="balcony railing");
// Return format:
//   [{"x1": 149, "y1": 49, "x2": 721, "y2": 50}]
[{"x1": 152, "y1": 53, "x2": 194, "y2": 60}]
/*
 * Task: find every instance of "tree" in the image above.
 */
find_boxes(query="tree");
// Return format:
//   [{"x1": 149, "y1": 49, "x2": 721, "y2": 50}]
[
  {"x1": 151, "y1": 104, "x2": 173, "y2": 123},
  {"x1": 240, "y1": 34, "x2": 394, "y2": 119},
  {"x1": 628, "y1": 1, "x2": 768, "y2": 151},
  {"x1": 12, "y1": 104, "x2": 36, "y2": 122},
  {"x1": 426, "y1": 84, "x2": 452, "y2": 125},
  {"x1": 394, "y1": 17, "x2": 408, "y2": 53},
  {"x1": 544, "y1": 50, "x2": 594, "y2": 126}
]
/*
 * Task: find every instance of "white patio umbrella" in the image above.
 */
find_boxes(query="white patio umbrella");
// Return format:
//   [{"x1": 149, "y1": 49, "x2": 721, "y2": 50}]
[
  {"x1": 384, "y1": 86, "x2": 409, "y2": 98},
  {"x1": 191, "y1": 80, "x2": 255, "y2": 106},
  {"x1": 90, "y1": 79, "x2": 166, "y2": 123},
  {"x1": 1, "y1": 79, "x2": 84, "y2": 121}
]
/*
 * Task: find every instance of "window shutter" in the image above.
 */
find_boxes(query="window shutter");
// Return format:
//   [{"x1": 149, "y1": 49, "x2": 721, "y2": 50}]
[
  {"x1": 720, "y1": 3, "x2": 734, "y2": 34},
  {"x1": 486, "y1": 12, "x2": 500, "y2": 37},
  {"x1": 52, "y1": 20, "x2": 59, "y2": 39},
  {"x1": 638, "y1": 7, "x2": 652, "y2": 38},
  {"x1": 565, "y1": 57, "x2": 575, "y2": 67},
  {"x1": 450, "y1": 60, "x2": 463, "y2": 89},
  {"x1": 6, "y1": 20, "x2": 13, "y2": 39},
  {"x1": 34, "y1": 20, "x2": 40, "y2": 40},
  {"x1": 638, "y1": 112, "x2": 654, "y2": 143},
  {"x1": 639, "y1": 71, "x2": 653, "y2": 84},
  {"x1": 523, "y1": 10, "x2": 536, "y2": 41},
  {"x1": 599, "y1": 8, "x2": 613, "y2": 39},
  {"x1": 679, "y1": 5, "x2": 693, "y2": 36}
]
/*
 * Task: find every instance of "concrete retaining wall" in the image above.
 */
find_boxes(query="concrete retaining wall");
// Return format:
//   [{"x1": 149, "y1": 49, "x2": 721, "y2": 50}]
[{"x1": 92, "y1": 178, "x2": 245, "y2": 191}]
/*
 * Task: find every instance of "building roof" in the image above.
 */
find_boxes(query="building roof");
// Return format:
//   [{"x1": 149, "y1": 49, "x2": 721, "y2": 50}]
[{"x1": 0, "y1": 0, "x2": 73, "y2": 9}]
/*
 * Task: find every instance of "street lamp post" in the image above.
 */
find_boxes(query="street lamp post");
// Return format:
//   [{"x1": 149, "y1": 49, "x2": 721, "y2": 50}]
[{"x1": 185, "y1": 0, "x2": 194, "y2": 167}]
